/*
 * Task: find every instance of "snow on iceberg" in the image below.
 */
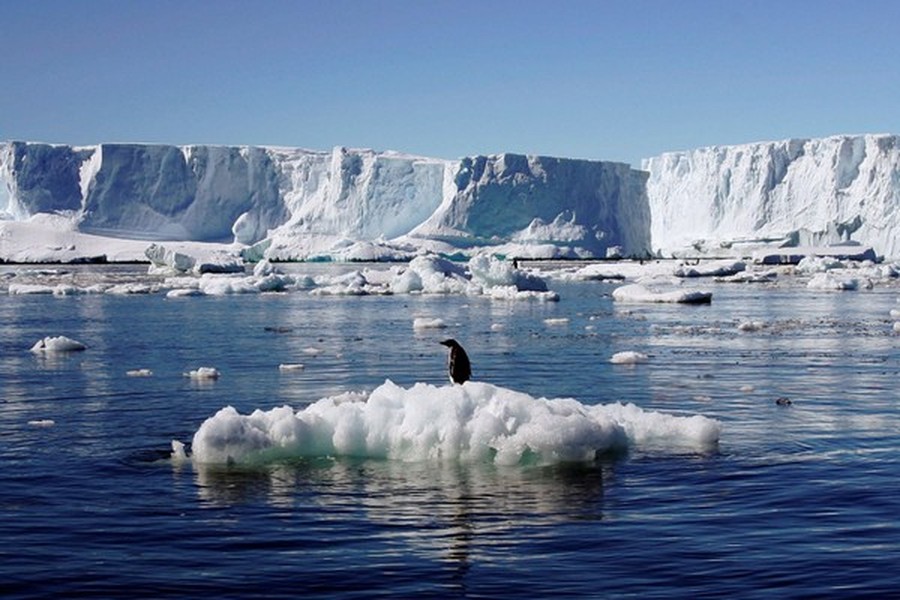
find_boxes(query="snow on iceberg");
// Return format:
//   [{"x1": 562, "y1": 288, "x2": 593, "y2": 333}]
[{"x1": 186, "y1": 380, "x2": 721, "y2": 466}]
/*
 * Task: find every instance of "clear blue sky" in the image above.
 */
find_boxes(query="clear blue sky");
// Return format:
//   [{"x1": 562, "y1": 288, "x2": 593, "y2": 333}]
[{"x1": 2, "y1": 0, "x2": 898, "y2": 166}]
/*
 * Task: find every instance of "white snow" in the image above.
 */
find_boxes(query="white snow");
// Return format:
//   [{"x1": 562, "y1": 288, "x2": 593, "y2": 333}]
[
  {"x1": 186, "y1": 380, "x2": 721, "y2": 466},
  {"x1": 30, "y1": 335, "x2": 86, "y2": 353}
]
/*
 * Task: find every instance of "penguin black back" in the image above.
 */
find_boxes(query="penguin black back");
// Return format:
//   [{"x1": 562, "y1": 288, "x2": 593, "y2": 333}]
[{"x1": 439, "y1": 339, "x2": 471, "y2": 384}]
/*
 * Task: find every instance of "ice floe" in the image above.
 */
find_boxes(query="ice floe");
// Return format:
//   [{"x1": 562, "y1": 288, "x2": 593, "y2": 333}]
[
  {"x1": 184, "y1": 380, "x2": 721, "y2": 466},
  {"x1": 30, "y1": 335, "x2": 87, "y2": 353}
]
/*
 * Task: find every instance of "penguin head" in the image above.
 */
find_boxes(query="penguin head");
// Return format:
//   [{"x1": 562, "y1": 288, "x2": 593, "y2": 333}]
[{"x1": 439, "y1": 339, "x2": 459, "y2": 348}]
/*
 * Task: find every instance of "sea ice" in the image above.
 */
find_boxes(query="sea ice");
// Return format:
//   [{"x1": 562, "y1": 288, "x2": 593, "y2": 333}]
[
  {"x1": 610, "y1": 351, "x2": 649, "y2": 364},
  {"x1": 612, "y1": 283, "x2": 712, "y2": 304},
  {"x1": 186, "y1": 380, "x2": 721, "y2": 466},
  {"x1": 185, "y1": 367, "x2": 220, "y2": 380},
  {"x1": 413, "y1": 317, "x2": 447, "y2": 330},
  {"x1": 806, "y1": 272, "x2": 859, "y2": 291},
  {"x1": 30, "y1": 335, "x2": 87, "y2": 353}
]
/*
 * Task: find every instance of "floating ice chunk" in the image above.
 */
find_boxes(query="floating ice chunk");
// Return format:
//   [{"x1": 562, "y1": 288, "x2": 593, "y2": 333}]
[
  {"x1": 610, "y1": 351, "x2": 648, "y2": 364},
  {"x1": 544, "y1": 318, "x2": 569, "y2": 325},
  {"x1": 302, "y1": 347, "x2": 322, "y2": 355},
  {"x1": 31, "y1": 335, "x2": 87, "y2": 353},
  {"x1": 170, "y1": 440, "x2": 189, "y2": 462},
  {"x1": 674, "y1": 260, "x2": 745, "y2": 278},
  {"x1": 487, "y1": 286, "x2": 559, "y2": 301},
  {"x1": 737, "y1": 320, "x2": 765, "y2": 332},
  {"x1": 126, "y1": 369, "x2": 153, "y2": 377},
  {"x1": 188, "y1": 380, "x2": 721, "y2": 465},
  {"x1": 28, "y1": 419, "x2": 56, "y2": 427},
  {"x1": 106, "y1": 283, "x2": 154, "y2": 295},
  {"x1": 166, "y1": 288, "x2": 206, "y2": 298},
  {"x1": 185, "y1": 367, "x2": 220, "y2": 379},
  {"x1": 252, "y1": 259, "x2": 279, "y2": 277},
  {"x1": 806, "y1": 272, "x2": 859, "y2": 291},
  {"x1": 9, "y1": 284, "x2": 55, "y2": 295},
  {"x1": 612, "y1": 283, "x2": 712, "y2": 304},
  {"x1": 890, "y1": 309, "x2": 900, "y2": 320},
  {"x1": 146, "y1": 243, "x2": 244, "y2": 275},
  {"x1": 796, "y1": 255, "x2": 846, "y2": 273},
  {"x1": 278, "y1": 363, "x2": 305, "y2": 371},
  {"x1": 467, "y1": 252, "x2": 549, "y2": 292},
  {"x1": 413, "y1": 317, "x2": 447, "y2": 330},
  {"x1": 893, "y1": 322, "x2": 900, "y2": 334},
  {"x1": 146, "y1": 243, "x2": 197, "y2": 273}
]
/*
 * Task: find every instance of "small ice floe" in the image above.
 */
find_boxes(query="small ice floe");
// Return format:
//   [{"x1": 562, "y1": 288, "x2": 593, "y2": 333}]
[
  {"x1": 278, "y1": 363, "x2": 305, "y2": 371},
  {"x1": 166, "y1": 288, "x2": 205, "y2": 298},
  {"x1": 806, "y1": 272, "x2": 859, "y2": 291},
  {"x1": 302, "y1": 347, "x2": 323, "y2": 355},
  {"x1": 105, "y1": 283, "x2": 155, "y2": 295},
  {"x1": 889, "y1": 308, "x2": 900, "y2": 320},
  {"x1": 739, "y1": 384, "x2": 755, "y2": 392},
  {"x1": 28, "y1": 419, "x2": 56, "y2": 427},
  {"x1": 893, "y1": 322, "x2": 900, "y2": 334},
  {"x1": 610, "y1": 351, "x2": 648, "y2": 364},
  {"x1": 9, "y1": 283, "x2": 55, "y2": 295},
  {"x1": 413, "y1": 317, "x2": 447, "y2": 330},
  {"x1": 737, "y1": 320, "x2": 765, "y2": 332},
  {"x1": 30, "y1": 335, "x2": 87, "y2": 353},
  {"x1": 544, "y1": 317, "x2": 570, "y2": 326},
  {"x1": 674, "y1": 259, "x2": 745, "y2": 278},
  {"x1": 185, "y1": 367, "x2": 220, "y2": 380},
  {"x1": 612, "y1": 283, "x2": 712, "y2": 304},
  {"x1": 126, "y1": 369, "x2": 153, "y2": 377},
  {"x1": 715, "y1": 269, "x2": 778, "y2": 284},
  {"x1": 170, "y1": 440, "x2": 189, "y2": 462},
  {"x1": 490, "y1": 323, "x2": 505, "y2": 331}
]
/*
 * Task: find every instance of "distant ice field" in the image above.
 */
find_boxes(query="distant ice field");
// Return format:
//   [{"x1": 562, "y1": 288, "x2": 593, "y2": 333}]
[{"x1": 2, "y1": 261, "x2": 900, "y2": 598}]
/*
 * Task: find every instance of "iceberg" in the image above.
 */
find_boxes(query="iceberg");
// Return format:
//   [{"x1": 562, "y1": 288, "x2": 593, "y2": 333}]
[
  {"x1": 643, "y1": 134, "x2": 900, "y2": 259},
  {"x1": 4, "y1": 133, "x2": 900, "y2": 263},
  {"x1": 1, "y1": 142, "x2": 650, "y2": 262}
]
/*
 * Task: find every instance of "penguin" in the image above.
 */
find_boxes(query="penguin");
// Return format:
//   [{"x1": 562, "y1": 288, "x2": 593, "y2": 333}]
[{"x1": 439, "y1": 339, "x2": 471, "y2": 384}]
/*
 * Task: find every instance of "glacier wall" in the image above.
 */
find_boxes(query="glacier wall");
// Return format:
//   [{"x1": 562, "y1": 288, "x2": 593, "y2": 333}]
[
  {"x1": 0, "y1": 141, "x2": 650, "y2": 259},
  {"x1": 643, "y1": 134, "x2": 900, "y2": 258}
]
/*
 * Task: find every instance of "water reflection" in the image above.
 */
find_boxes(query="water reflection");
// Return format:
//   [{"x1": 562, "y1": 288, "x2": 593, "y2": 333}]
[{"x1": 189, "y1": 457, "x2": 613, "y2": 568}]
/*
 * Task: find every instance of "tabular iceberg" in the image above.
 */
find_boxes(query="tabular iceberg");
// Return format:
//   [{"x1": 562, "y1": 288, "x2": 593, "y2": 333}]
[
  {"x1": 3, "y1": 133, "x2": 899, "y2": 263},
  {"x1": 643, "y1": 134, "x2": 900, "y2": 258},
  {"x1": 0, "y1": 142, "x2": 650, "y2": 261}
]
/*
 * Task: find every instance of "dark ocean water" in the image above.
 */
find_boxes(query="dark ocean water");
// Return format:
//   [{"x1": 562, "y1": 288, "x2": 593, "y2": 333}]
[{"x1": 2, "y1": 264, "x2": 899, "y2": 598}]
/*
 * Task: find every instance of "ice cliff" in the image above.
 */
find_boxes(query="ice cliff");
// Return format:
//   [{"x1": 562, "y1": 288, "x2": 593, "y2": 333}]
[
  {"x1": 643, "y1": 134, "x2": 900, "y2": 258},
  {"x1": 3, "y1": 133, "x2": 899, "y2": 262},
  {"x1": 0, "y1": 142, "x2": 649, "y2": 261}
]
